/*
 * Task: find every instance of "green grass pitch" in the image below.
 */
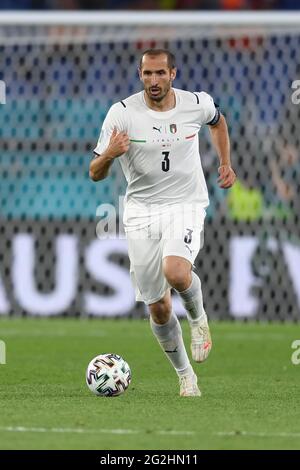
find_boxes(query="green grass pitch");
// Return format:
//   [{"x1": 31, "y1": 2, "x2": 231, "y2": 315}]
[{"x1": 0, "y1": 318, "x2": 299, "y2": 450}]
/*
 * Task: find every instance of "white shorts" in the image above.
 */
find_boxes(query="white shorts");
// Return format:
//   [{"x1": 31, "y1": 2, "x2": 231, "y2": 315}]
[{"x1": 127, "y1": 208, "x2": 206, "y2": 305}]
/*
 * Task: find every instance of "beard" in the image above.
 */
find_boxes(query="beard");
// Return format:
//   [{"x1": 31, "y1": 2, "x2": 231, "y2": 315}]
[{"x1": 145, "y1": 82, "x2": 171, "y2": 102}]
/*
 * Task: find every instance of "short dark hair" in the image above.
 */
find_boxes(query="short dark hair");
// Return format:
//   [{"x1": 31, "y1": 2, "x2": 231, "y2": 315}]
[{"x1": 139, "y1": 49, "x2": 176, "y2": 70}]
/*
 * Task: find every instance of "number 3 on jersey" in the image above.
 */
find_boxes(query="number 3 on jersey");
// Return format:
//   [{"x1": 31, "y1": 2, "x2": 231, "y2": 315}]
[{"x1": 161, "y1": 151, "x2": 170, "y2": 172}]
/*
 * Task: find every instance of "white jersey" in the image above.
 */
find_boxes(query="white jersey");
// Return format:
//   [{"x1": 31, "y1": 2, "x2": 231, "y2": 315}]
[{"x1": 94, "y1": 88, "x2": 218, "y2": 231}]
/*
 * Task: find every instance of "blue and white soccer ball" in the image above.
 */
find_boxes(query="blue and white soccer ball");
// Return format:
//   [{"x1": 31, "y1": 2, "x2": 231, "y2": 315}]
[{"x1": 86, "y1": 353, "x2": 131, "y2": 397}]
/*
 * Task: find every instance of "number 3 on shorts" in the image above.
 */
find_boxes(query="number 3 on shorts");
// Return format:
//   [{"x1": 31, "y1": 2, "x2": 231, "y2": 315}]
[{"x1": 184, "y1": 228, "x2": 193, "y2": 244}]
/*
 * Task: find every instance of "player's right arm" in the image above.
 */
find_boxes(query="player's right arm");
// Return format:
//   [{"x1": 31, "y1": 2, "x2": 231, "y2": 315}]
[{"x1": 89, "y1": 127, "x2": 130, "y2": 181}]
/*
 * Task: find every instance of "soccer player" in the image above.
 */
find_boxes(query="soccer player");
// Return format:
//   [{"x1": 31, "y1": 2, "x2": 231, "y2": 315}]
[{"x1": 90, "y1": 49, "x2": 236, "y2": 397}]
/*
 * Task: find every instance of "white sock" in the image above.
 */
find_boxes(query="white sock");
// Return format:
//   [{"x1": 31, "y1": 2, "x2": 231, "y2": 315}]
[
  {"x1": 150, "y1": 312, "x2": 192, "y2": 377},
  {"x1": 176, "y1": 272, "x2": 207, "y2": 326}
]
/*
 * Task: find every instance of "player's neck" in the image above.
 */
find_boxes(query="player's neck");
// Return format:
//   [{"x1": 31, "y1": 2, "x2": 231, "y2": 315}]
[{"x1": 144, "y1": 89, "x2": 176, "y2": 112}]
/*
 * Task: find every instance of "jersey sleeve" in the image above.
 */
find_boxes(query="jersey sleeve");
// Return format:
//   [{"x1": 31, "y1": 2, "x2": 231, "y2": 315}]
[
  {"x1": 94, "y1": 102, "x2": 127, "y2": 156},
  {"x1": 194, "y1": 91, "x2": 221, "y2": 126}
]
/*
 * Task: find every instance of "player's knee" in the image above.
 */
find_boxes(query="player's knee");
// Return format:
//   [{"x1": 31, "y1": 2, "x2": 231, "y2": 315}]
[
  {"x1": 149, "y1": 297, "x2": 171, "y2": 325},
  {"x1": 150, "y1": 309, "x2": 171, "y2": 325},
  {"x1": 164, "y1": 268, "x2": 190, "y2": 291},
  {"x1": 163, "y1": 257, "x2": 192, "y2": 291}
]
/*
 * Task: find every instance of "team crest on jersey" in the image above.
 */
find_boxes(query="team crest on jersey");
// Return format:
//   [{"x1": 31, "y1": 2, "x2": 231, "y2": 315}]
[{"x1": 170, "y1": 124, "x2": 177, "y2": 134}]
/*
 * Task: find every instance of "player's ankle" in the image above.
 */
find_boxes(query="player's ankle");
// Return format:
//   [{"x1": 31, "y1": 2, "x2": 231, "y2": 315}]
[
  {"x1": 189, "y1": 315, "x2": 207, "y2": 327},
  {"x1": 177, "y1": 365, "x2": 194, "y2": 377}
]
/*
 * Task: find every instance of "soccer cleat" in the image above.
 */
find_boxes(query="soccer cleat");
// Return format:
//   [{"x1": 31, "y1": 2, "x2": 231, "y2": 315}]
[
  {"x1": 190, "y1": 320, "x2": 212, "y2": 363},
  {"x1": 179, "y1": 372, "x2": 201, "y2": 397}
]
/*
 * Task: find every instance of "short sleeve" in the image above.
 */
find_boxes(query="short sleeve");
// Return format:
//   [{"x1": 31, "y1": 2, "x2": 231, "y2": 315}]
[
  {"x1": 94, "y1": 102, "x2": 127, "y2": 156},
  {"x1": 194, "y1": 91, "x2": 220, "y2": 126}
]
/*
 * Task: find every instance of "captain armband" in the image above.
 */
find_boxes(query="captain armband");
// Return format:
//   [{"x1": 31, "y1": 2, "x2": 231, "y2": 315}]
[{"x1": 207, "y1": 105, "x2": 221, "y2": 126}]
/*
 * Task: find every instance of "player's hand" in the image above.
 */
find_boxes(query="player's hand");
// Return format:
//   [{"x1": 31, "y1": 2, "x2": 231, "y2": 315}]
[
  {"x1": 217, "y1": 165, "x2": 236, "y2": 189},
  {"x1": 107, "y1": 127, "x2": 130, "y2": 159}
]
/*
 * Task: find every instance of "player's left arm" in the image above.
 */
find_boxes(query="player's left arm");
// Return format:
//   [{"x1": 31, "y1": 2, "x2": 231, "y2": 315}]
[{"x1": 208, "y1": 113, "x2": 236, "y2": 189}]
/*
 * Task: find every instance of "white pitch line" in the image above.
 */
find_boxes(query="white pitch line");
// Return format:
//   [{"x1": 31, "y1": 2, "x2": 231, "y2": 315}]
[
  {"x1": 0, "y1": 426, "x2": 138, "y2": 435},
  {"x1": 158, "y1": 430, "x2": 195, "y2": 436},
  {"x1": 216, "y1": 431, "x2": 300, "y2": 438},
  {"x1": 0, "y1": 330, "x2": 107, "y2": 337},
  {"x1": 3, "y1": 427, "x2": 298, "y2": 439},
  {"x1": 212, "y1": 333, "x2": 290, "y2": 341},
  {"x1": 0, "y1": 426, "x2": 194, "y2": 437}
]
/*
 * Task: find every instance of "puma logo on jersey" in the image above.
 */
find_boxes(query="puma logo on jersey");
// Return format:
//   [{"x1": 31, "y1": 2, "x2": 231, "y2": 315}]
[{"x1": 153, "y1": 126, "x2": 162, "y2": 133}]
